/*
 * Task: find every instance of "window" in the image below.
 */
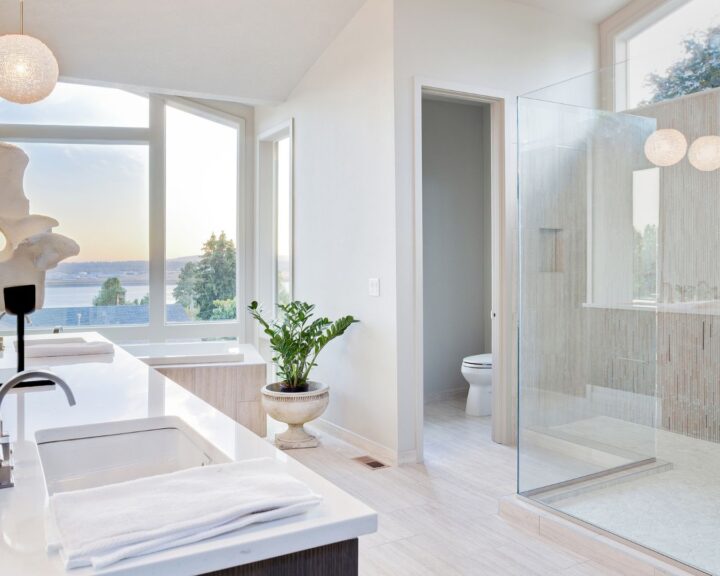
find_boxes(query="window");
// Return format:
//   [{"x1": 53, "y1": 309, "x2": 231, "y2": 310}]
[
  {"x1": 0, "y1": 82, "x2": 148, "y2": 127},
  {"x1": 632, "y1": 168, "x2": 659, "y2": 302},
  {"x1": 25, "y1": 143, "x2": 149, "y2": 325},
  {"x1": 0, "y1": 82, "x2": 245, "y2": 341},
  {"x1": 257, "y1": 121, "x2": 293, "y2": 318},
  {"x1": 617, "y1": 0, "x2": 720, "y2": 109},
  {"x1": 165, "y1": 104, "x2": 239, "y2": 323},
  {"x1": 275, "y1": 136, "x2": 292, "y2": 306}
]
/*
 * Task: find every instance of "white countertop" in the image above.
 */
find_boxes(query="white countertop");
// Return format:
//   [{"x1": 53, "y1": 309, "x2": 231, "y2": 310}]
[{"x1": 0, "y1": 333, "x2": 376, "y2": 576}]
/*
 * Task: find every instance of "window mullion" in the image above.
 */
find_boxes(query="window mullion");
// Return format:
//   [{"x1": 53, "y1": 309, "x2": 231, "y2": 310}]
[{"x1": 148, "y1": 96, "x2": 167, "y2": 341}]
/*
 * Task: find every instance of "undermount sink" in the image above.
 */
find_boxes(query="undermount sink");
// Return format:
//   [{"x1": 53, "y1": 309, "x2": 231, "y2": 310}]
[{"x1": 35, "y1": 416, "x2": 231, "y2": 495}]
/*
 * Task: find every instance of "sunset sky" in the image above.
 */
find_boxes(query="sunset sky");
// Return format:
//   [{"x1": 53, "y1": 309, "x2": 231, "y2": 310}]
[{"x1": 0, "y1": 83, "x2": 238, "y2": 263}]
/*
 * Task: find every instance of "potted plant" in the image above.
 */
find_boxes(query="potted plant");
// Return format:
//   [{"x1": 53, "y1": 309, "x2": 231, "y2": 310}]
[{"x1": 247, "y1": 300, "x2": 358, "y2": 449}]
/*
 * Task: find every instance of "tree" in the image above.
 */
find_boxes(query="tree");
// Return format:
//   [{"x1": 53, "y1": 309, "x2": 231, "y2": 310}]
[
  {"x1": 194, "y1": 232, "x2": 236, "y2": 320},
  {"x1": 210, "y1": 298, "x2": 236, "y2": 320},
  {"x1": 93, "y1": 277, "x2": 126, "y2": 306},
  {"x1": 633, "y1": 224, "x2": 657, "y2": 301},
  {"x1": 173, "y1": 261, "x2": 198, "y2": 313},
  {"x1": 171, "y1": 232, "x2": 236, "y2": 320},
  {"x1": 130, "y1": 294, "x2": 149, "y2": 306},
  {"x1": 646, "y1": 25, "x2": 720, "y2": 104}
]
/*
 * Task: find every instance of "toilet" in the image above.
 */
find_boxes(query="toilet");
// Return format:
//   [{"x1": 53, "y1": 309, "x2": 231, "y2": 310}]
[{"x1": 461, "y1": 353, "x2": 492, "y2": 416}]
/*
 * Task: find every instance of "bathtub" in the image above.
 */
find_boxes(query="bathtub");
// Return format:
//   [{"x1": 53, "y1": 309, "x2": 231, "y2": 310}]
[
  {"x1": 120, "y1": 341, "x2": 263, "y2": 367},
  {"x1": 121, "y1": 341, "x2": 267, "y2": 437}
]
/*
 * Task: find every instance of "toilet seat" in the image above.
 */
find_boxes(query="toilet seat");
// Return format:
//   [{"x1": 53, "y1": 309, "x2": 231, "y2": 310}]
[{"x1": 462, "y1": 353, "x2": 492, "y2": 369}]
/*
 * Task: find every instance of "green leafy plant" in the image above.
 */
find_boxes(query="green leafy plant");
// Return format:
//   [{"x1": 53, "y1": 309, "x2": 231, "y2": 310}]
[
  {"x1": 247, "y1": 300, "x2": 358, "y2": 391},
  {"x1": 645, "y1": 25, "x2": 720, "y2": 104}
]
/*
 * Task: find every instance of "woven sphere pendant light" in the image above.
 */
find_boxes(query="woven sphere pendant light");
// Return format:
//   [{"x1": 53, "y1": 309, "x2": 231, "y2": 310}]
[
  {"x1": 0, "y1": 1, "x2": 58, "y2": 104},
  {"x1": 688, "y1": 135, "x2": 720, "y2": 172},
  {"x1": 644, "y1": 129, "x2": 688, "y2": 168}
]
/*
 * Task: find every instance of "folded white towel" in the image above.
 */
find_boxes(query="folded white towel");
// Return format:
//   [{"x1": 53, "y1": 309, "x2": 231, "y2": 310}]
[
  {"x1": 47, "y1": 458, "x2": 322, "y2": 569},
  {"x1": 23, "y1": 341, "x2": 114, "y2": 358}
]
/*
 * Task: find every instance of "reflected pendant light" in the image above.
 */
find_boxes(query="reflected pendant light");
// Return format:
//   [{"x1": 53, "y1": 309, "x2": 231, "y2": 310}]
[
  {"x1": 688, "y1": 135, "x2": 720, "y2": 172},
  {"x1": 644, "y1": 129, "x2": 688, "y2": 167},
  {"x1": 0, "y1": 0, "x2": 58, "y2": 104}
]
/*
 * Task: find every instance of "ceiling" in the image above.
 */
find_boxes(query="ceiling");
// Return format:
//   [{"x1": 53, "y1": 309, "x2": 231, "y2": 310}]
[
  {"x1": 0, "y1": 0, "x2": 367, "y2": 103},
  {"x1": 511, "y1": 0, "x2": 633, "y2": 23}
]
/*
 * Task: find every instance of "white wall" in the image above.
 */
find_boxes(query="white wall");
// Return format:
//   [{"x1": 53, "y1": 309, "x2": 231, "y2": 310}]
[
  {"x1": 422, "y1": 99, "x2": 491, "y2": 402},
  {"x1": 394, "y1": 0, "x2": 599, "y2": 454},
  {"x1": 254, "y1": 0, "x2": 399, "y2": 456}
]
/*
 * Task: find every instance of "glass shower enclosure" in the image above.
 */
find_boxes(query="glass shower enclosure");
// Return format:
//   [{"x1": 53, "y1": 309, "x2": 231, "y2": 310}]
[{"x1": 518, "y1": 63, "x2": 720, "y2": 575}]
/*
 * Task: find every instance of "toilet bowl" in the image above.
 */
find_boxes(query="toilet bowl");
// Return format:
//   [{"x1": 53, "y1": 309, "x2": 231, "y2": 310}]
[{"x1": 461, "y1": 353, "x2": 492, "y2": 416}]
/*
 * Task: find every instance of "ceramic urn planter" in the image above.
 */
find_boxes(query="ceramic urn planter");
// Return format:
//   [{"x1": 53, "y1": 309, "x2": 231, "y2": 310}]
[{"x1": 261, "y1": 381, "x2": 329, "y2": 449}]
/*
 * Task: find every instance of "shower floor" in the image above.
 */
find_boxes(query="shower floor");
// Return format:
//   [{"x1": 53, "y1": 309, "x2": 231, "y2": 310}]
[{"x1": 531, "y1": 417, "x2": 720, "y2": 575}]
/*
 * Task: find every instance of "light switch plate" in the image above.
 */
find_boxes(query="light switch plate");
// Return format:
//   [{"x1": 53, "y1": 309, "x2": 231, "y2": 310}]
[{"x1": 368, "y1": 278, "x2": 380, "y2": 297}]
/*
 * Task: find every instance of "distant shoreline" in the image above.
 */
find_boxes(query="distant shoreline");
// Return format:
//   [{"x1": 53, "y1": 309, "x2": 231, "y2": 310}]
[{"x1": 46, "y1": 280, "x2": 151, "y2": 287}]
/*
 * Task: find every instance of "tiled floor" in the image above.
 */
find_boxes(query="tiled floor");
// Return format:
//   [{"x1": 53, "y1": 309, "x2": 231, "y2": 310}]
[
  {"x1": 537, "y1": 416, "x2": 720, "y2": 575},
  {"x1": 274, "y1": 398, "x2": 622, "y2": 575}
]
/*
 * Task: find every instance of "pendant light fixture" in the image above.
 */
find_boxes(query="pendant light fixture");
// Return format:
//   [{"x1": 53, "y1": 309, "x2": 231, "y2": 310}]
[
  {"x1": 688, "y1": 135, "x2": 720, "y2": 172},
  {"x1": 0, "y1": 0, "x2": 58, "y2": 104},
  {"x1": 644, "y1": 129, "x2": 688, "y2": 168}
]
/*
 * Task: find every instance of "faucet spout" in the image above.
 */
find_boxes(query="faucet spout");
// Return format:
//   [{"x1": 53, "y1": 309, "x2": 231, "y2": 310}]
[
  {"x1": 0, "y1": 369, "x2": 75, "y2": 489},
  {"x1": 0, "y1": 370, "x2": 76, "y2": 408}
]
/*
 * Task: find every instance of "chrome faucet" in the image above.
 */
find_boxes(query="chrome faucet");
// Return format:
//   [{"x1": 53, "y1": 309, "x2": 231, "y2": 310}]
[{"x1": 0, "y1": 370, "x2": 76, "y2": 489}]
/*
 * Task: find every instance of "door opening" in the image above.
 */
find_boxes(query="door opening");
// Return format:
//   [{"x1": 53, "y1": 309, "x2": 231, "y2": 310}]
[{"x1": 414, "y1": 83, "x2": 511, "y2": 462}]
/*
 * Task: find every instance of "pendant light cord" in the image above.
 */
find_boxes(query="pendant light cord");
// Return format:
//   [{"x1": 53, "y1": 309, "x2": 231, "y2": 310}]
[{"x1": 19, "y1": 0, "x2": 24, "y2": 35}]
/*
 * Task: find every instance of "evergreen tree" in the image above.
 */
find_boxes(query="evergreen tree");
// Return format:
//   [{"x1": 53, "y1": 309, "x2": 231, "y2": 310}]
[
  {"x1": 173, "y1": 261, "x2": 198, "y2": 313},
  {"x1": 194, "y1": 232, "x2": 236, "y2": 320},
  {"x1": 646, "y1": 25, "x2": 720, "y2": 103},
  {"x1": 93, "y1": 277, "x2": 126, "y2": 306}
]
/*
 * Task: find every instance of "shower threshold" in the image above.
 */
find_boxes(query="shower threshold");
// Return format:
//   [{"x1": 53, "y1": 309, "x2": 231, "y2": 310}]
[
  {"x1": 521, "y1": 457, "x2": 672, "y2": 504},
  {"x1": 499, "y1": 495, "x2": 710, "y2": 576}
]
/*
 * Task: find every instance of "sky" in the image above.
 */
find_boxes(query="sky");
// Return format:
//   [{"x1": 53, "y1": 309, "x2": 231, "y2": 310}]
[
  {"x1": 165, "y1": 105, "x2": 237, "y2": 260},
  {"x1": 0, "y1": 82, "x2": 238, "y2": 263},
  {"x1": 276, "y1": 136, "x2": 291, "y2": 260},
  {"x1": 627, "y1": 0, "x2": 720, "y2": 107}
]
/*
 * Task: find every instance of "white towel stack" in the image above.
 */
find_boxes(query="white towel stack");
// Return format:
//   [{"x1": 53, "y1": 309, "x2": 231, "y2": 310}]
[{"x1": 46, "y1": 458, "x2": 322, "y2": 569}]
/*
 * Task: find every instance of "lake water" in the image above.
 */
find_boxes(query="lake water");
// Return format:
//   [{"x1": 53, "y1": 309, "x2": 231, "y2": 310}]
[{"x1": 44, "y1": 285, "x2": 177, "y2": 307}]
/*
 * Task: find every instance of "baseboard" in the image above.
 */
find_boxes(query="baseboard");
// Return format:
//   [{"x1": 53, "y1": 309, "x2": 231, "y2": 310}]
[
  {"x1": 499, "y1": 495, "x2": 709, "y2": 576},
  {"x1": 310, "y1": 418, "x2": 401, "y2": 466},
  {"x1": 423, "y1": 385, "x2": 467, "y2": 404}
]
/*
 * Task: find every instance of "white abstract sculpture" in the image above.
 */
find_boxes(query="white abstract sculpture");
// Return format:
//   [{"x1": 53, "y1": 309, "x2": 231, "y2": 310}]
[{"x1": 0, "y1": 142, "x2": 79, "y2": 313}]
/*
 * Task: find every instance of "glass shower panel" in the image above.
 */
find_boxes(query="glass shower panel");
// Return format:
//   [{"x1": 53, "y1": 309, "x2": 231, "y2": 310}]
[
  {"x1": 518, "y1": 62, "x2": 720, "y2": 575},
  {"x1": 519, "y1": 95, "x2": 658, "y2": 495}
]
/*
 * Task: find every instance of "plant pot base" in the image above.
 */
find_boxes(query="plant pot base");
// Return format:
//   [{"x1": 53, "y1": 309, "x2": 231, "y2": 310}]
[{"x1": 274, "y1": 423, "x2": 319, "y2": 449}]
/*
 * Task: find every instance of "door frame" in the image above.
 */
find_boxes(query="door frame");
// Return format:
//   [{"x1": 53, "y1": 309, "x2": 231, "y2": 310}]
[{"x1": 412, "y1": 77, "x2": 516, "y2": 459}]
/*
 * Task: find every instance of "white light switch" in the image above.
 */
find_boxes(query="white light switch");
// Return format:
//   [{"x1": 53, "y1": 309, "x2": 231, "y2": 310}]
[{"x1": 368, "y1": 278, "x2": 380, "y2": 297}]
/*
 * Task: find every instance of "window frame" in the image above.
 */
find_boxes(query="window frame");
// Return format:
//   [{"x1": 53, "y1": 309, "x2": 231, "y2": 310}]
[
  {"x1": 600, "y1": 0, "x2": 697, "y2": 112},
  {"x1": 256, "y1": 120, "x2": 294, "y2": 323},
  {"x1": 0, "y1": 90, "x2": 247, "y2": 342}
]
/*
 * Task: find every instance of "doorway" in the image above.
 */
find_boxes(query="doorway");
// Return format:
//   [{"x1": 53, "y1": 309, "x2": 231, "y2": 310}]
[{"x1": 414, "y1": 82, "x2": 511, "y2": 459}]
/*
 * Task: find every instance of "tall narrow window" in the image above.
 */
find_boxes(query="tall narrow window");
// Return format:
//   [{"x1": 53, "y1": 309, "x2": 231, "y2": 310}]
[
  {"x1": 275, "y1": 137, "x2": 292, "y2": 305},
  {"x1": 165, "y1": 104, "x2": 239, "y2": 323}
]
